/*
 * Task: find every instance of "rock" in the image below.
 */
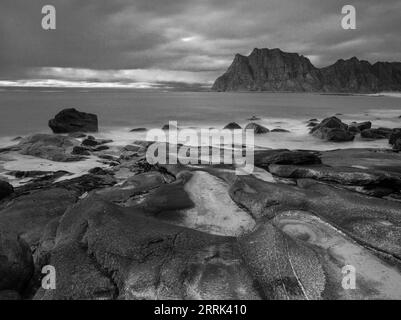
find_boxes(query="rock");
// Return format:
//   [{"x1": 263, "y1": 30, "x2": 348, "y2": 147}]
[
  {"x1": 271, "y1": 128, "x2": 290, "y2": 132},
  {"x1": 130, "y1": 128, "x2": 147, "y2": 132},
  {"x1": 37, "y1": 196, "x2": 261, "y2": 300},
  {"x1": 245, "y1": 123, "x2": 269, "y2": 134},
  {"x1": 247, "y1": 116, "x2": 261, "y2": 121},
  {"x1": 255, "y1": 150, "x2": 321, "y2": 168},
  {"x1": 72, "y1": 146, "x2": 91, "y2": 156},
  {"x1": 81, "y1": 138, "x2": 100, "y2": 147},
  {"x1": 69, "y1": 132, "x2": 86, "y2": 139},
  {"x1": 389, "y1": 129, "x2": 401, "y2": 150},
  {"x1": 88, "y1": 167, "x2": 111, "y2": 176},
  {"x1": 213, "y1": 48, "x2": 401, "y2": 93},
  {"x1": 212, "y1": 48, "x2": 323, "y2": 92},
  {"x1": 33, "y1": 218, "x2": 60, "y2": 269},
  {"x1": 268, "y1": 164, "x2": 401, "y2": 188},
  {"x1": 229, "y1": 175, "x2": 401, "y2": 260},
  {"x1": 308, "y1": 118, "x2": 318, "y2": 122},
  {"x1": 17, "y1": 134, "x2": 83, "y2": 162},
  {"x1": 311, "y1": 117, "x2": 355, "y2": 142},
  {"x1": 0, "y1": 188, "x2": 78, "y2": 247},
  {"x1": 0, "y1": 290, "x2": 21, "y2": 300},
  {"x1": 0, "y1": 180, "x2": 14, "y2": 201},
  {"x1": 93, "y1": 145, "x2": 109, "y2": 152},
  {"x1": 162, "y1": 124, "x2": 177, "y2": 131},
  {"x1": 223, "y1": 122, "x2": 242, "y2": 130},
  {"x1": 361, "y1": 128, "x2": 393, "y2": 139},
  {"x1": 0, "y1": 231, "x2": 34, "y2": 292},
  {"x1": 307, "y1": 122, "x2": 318, "y2": 128},
  {"x1": 48, "y1": 108, "x2": 98, "y2": 133},
  {"x1": 350, "y1": 121, "x2": 372, "y2": 132}
]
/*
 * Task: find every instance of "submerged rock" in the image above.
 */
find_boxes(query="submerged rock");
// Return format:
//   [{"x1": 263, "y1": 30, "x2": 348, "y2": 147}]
[
  {"x1": 0, "y1": 231, "x2": 34, "y2": 293},
  {"x1": 311, "y1": 117, "x2": 355, "y2": 142},
  {"x1": 223, "y1": 122, "x2": 242, "y2": 130},
  {"x1": 48, "y1": 108, "x2": 98, "y2": 133}
]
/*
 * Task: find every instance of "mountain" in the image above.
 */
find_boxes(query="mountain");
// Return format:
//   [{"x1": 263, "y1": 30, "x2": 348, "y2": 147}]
[{"x1": 212, "y1": 48, "x2": 401, "y2": 93}]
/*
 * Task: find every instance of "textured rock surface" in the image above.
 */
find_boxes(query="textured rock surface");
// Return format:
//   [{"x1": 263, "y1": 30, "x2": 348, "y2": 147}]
[
  {"x1": 0, "y1": 231, "x2": 33, "y2": 292},
  {"x1": 0, "y1": 180, "x2": 14, "y2": 201},
  {"x1": 245, "y1": 123, "x2": 269, "y2": 134},
  {"x1": 311, "y1": 117, "x2": 355, "y2": 142},
  {"x1": 36, "y1": 196, "x2": 261, "y2": 300},
  {"x1": 212, "y1": 48, "x2": 401, "y2": 93},
  {"x1": 49, "y1": 108, "x2": 98, "y2": 133}
]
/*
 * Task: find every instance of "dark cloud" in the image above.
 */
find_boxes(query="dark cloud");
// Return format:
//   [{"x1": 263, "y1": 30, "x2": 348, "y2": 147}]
[{"x1": 0, "y1": 0, "x2": 400, "y2": 85}]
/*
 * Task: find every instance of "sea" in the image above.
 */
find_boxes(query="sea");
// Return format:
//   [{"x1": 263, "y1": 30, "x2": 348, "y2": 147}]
[{"x1": 1, "y1": 88, "x2": 401, "y2": 151}]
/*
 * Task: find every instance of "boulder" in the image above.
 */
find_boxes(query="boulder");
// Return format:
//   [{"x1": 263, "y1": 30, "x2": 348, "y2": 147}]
[
  {"x1": 361, "y1": 128, "x2": 393, "y2": 139},
  {"x1": 130, "y1": 128, "x2": 147, "y2": 132},
  {"x1": 81, "y1": 138, "x2": 100, "y2": 147},
  {"x1": 350, "y1": 121, "x2": 372, "y2": 132},
  {"x1": 389, "y1": 129, "x2": 401, "y2": 150},
  {"x1": 0, "y1": 180, "x2": 14, "y2": 201},
  {"x1": 223, "y1": 122, "x2": 242, "y2": 130},
  {"x1": 271, "y1": 128, "x2": 290, "y2": 132},
  {"x1": 0, "y1": 188, "x2": 78, "y2": 247},
  {"x1": 0, "y1": 231, "x2": 34, "y2": 292},
  {"x1": 48, "y1": 108, "x2": 98, "y2": 133},
  {"x1": 17, "y1": 134, "x2": 82, "y2": 162},
  {"x1": 311, "y1": 116, "x2": 355, "y2": 142},
  {"x1": 245, "y1": 123, "x2": 269, "y2": 134},
  {"x1": 71, "y1": 146, "x2": 91, "y2": 156},
  {"x1": 0, "y1": 290, "x2": 21, "y2": 300},
  {"x1": 255, "y1": 150, "x2": 321, "y2": 168},
  {"x1": 68, "y1": 132, "x2": 87, "y2": 139},
  {"x1": 268, "y1": 164, "x2": 401, "y2": 188},
  {"x1": 36, "y1": 196, "x2": 261, "y2": 300}
]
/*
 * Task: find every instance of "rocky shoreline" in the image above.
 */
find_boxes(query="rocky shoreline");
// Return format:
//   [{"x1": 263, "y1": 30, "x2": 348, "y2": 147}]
[{"x1": 1, "y1": 109, "x2": 401, "y2": 300}]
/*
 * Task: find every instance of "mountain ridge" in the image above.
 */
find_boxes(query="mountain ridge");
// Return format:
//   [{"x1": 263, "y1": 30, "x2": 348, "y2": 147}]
[{"x1": 212, "y1": 48, "x2": 401, "y2": 93}]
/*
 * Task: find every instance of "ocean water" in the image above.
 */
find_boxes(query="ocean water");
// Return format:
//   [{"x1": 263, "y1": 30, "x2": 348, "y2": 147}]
[{"x1": 0, "y1": 89, "x2": 401, "y2": 151}]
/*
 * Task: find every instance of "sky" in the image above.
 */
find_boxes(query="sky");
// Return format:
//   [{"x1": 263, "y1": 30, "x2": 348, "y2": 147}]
[{"x1": 0, "y1": 0, "x2": 400, "y2": 89}]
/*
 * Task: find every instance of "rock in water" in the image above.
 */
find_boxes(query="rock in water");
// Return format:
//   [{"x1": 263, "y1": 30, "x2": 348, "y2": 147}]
[
  {"x1": 0, "y1": 181, "x2": 14, "y2": 201},
  {"x1": 361, "y1": 128, "x2": 393, "y2": 139},
  {"x1": 49, "y1": 108, "x2": 98, "y2": 133},
  {"x1": 389, "y1": 129, "x2": 401, "y2": 150},
  {"x1": 212, "y1": 48, "x2": 322, "y2": 92},
  {"x1": 17, "y1": 134, "x2": 82, "y2": 162},
  {"x1": 223, "y1": 122, "x2": 242, "y2": 130},
  {"x1": 311, "y1": 116, "x2": 355, "y2": 142},
  {"x1": 245, "y1": 123, "x2": 269, "y2": 134}
]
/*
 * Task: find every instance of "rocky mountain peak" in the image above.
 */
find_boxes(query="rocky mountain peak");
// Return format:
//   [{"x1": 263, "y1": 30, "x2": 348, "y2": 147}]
[{"x1": 212, "y1": 48, "x2": 401, "y2": 93}]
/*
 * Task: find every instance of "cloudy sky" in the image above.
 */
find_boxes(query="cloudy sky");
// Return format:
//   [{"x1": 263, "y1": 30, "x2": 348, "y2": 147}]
[{"x1": 1, "y1": 0, "x2": 400, "y2": 89}]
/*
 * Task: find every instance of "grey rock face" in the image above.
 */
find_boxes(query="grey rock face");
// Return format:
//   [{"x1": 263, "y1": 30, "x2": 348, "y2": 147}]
[
  {"x1": 212, "y1": 48, "x2": 401, "y2": 93},
  {"x1": 49, "y1": 108, "x2": 98, "y2": 133}
]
